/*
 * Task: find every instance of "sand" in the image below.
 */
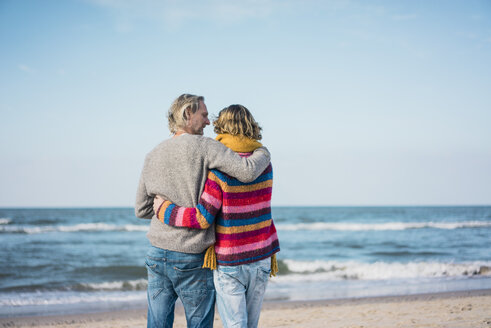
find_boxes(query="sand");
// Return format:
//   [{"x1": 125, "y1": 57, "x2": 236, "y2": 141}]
[{"x1": 2, "y1": 289, "x2": 490, "y2": 328}]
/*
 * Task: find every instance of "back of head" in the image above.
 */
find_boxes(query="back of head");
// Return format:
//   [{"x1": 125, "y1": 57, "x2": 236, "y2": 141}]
[
  {"x1": 168, "y1": 94, "x2": 204, "y2": 134},
  {"x1": 214, "y1": 104, "x2": 262, "y2": 140}
]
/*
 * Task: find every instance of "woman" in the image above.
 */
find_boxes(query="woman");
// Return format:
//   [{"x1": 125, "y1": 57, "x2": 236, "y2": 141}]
[{"x1": 153, "y1": 104, "x2": 280, "y2": 328}]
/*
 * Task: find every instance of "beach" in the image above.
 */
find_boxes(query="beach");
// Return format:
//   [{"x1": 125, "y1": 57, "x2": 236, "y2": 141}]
[
  {"x1": 2, "y1": 289, "x2": 490, "y2": 328},
  {"x1": 1, "y1": 207, "x2": 491, "y2": 320}
]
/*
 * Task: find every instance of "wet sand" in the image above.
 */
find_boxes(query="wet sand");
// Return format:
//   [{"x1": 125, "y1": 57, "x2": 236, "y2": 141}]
[{"x1": 2, "y1": 289, "x2": 490, "y2": 328}]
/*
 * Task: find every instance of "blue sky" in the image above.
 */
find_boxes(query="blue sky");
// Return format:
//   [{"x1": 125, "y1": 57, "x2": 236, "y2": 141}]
[{"x1": 1, "y1": 0, "x2": 490, "y2": 207}]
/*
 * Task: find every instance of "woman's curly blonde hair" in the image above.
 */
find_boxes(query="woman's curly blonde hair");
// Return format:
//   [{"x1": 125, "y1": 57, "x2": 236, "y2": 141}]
[{"x1": 213, "y1": 104, "x2": 262, "y2": 140}]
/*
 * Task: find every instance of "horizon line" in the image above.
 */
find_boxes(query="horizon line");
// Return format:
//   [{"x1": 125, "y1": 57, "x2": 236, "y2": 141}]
[{"x1": 1, "y1": 204, "x2": 491, "y2": 209}]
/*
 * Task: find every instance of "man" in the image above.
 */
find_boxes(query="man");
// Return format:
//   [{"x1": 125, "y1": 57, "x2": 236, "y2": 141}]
[{"x1": 135, "y1": 94, "x2": 271, "y2": 328}]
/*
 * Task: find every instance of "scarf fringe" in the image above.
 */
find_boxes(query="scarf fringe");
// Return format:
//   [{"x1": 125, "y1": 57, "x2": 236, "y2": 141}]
[
  {"x1": 270, "y1": 253, "x2": 279, "y2": 277},
  {"x1": 202, "y1": 245, "x2": 217, "y2": 270}
]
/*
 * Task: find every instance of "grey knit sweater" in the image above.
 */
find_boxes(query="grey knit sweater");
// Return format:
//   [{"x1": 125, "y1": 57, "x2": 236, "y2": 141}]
[{"x1": 135, "y1": 133, "x2": 271, "y2": 254}]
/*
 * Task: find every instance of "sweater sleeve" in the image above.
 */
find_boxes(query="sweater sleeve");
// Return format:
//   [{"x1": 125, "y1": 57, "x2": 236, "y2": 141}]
[
  {"x1": 156, "y1": 171, "x2": 223, "y2": 229},
  {"x1": 202, "y1": 138, "x2": 271, "y2": 183}
]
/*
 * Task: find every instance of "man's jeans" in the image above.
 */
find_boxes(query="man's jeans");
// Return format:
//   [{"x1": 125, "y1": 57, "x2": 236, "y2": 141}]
[
  {"x1": 145, "y1": 246, "x2": 215, "y2": 328},
  {"x1": 214, "y1": 258, "x2": 271, "y2": 328}
]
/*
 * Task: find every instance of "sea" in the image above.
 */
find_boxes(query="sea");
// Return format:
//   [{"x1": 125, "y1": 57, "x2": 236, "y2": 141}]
[{"x1": 1, "y1": 206, "x2": 490, "y2": 317}]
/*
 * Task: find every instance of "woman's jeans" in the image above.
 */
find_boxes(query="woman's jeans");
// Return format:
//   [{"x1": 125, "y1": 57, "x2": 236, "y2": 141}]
[
  {"x1": 145, "y1": 246, "x2": 215, "y2": 328},
  {"x1": 214, "y1": 258, "x2": 271, "y2": 328}
]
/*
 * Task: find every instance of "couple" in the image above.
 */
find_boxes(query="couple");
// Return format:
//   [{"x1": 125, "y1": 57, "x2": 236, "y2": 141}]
[{"x1": 135, "y1": 94, "x2": 280, "y2": 328}]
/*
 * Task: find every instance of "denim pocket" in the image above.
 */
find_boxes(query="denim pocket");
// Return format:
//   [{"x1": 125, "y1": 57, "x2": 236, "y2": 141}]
[
  {"x1": 145, "y1": 247, "x2": 166, "y2": 279},
  {"x1": 217, "y1": 265, "x2": 240, "y2": 275},
  {"x1": 145, "y1": 256, "x2": 167, "y2": 299},
  {"x1": 257, "y1": 258, "x2": 271, "y2": 283},
  {"x1": 145, "y1": 256, "x2": 164, "y2": 275},
  {"x1": 173, "y1": 265, "x2": 209, "y2": 288},
  {"x1": 174, "y1": 265, "x2": 213, "y2": 308},
  {"x1": 215, "y1": 265, "x2": 244, "y2": 295}
]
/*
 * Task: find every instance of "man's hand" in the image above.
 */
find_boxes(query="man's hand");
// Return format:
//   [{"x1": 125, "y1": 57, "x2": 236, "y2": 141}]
[{"x1": 153, "y1": 195, "x2": 165, "y2": 215}]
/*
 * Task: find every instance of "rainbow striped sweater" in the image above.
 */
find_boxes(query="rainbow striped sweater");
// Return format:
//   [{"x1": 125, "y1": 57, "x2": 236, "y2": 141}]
[{"x1": 156, "y1": 153, "x2": 279, "y2": 266}]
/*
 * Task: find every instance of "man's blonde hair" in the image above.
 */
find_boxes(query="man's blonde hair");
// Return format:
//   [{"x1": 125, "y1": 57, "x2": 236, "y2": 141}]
[
  {"x1": 168, "y1": 94, "x2": 204, "y2": 134},
  {"x1": 213, "y1": 104, "x2": 262, "y2": 140}
]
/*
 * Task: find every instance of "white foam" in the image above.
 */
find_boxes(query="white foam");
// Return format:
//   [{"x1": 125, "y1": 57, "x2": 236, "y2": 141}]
[
  {"x1": 278, "y1": 260, "x2": 491, "y2": 282},
  {"x1": 78, "y1": 279, "x2": 147, "y2": 291},
  {"x1": 276, "y1": 221, "x2": 491, "y2": 231},
  {"x1": 2, "y1": 221, "x2": 488, "y2": 234},
  {"x1": 0, "y1": 290, "x2": 146, "y2": 306},
  {"x1": 0, "y1": 218, "x2": 11, "y2": 225},
  {"x1": 0, "y1": 223, "x2": 148, "y2": 234},
  {"x1": 0, "y1": 279, "x2": 149, "y2": 307}
]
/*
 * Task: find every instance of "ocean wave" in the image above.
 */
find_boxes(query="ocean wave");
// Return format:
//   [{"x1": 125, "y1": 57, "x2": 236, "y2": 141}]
[
  {"x1": 2, "y1": 221, "x2": 489, "y2": 234},
  {"x1": 0, "y1": 218, "x2": 11, "y2": 225},
  {"x1": 277, "y1": 259, "x2": 491, "y2": 281},
  {"x1": 276, "y1": 221, "x2": 491, "y2": 231},
  {"x1": 0, "y1": 290, "x2": 146, "y2": 307},
  {"x1": 3, "y1": 277, "x2": 148, "y2": 294},
  {"x1": 0, "y1": 223, "x2": 148, "y2": 234},
  {"x1": 1, "y1": 263, "x2": 490, "y2": 307},
  {"x1": 74, "y1": 279, "x2": 147, "y2": 291}
]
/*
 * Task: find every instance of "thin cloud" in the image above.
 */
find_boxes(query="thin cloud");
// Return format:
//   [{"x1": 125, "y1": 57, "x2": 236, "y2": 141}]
[
  {"x1": 397, "y1": 40, "x2": 428, "y2": 60},
  {"x1": 392, "y1": 14, "x2": 418, "y2": 21},
  {"x1": 18, "y1": 64, "x2": 34, "y2": 73},
  {"x1": 86, "y1": 0, "x2": 280, "y2": 29},
  {"x1": 456, "y1": 31, "x2": 478, "y2": 40},
  {"x1": 85, "y1": 0, "x2": 420, "y2": 30}
]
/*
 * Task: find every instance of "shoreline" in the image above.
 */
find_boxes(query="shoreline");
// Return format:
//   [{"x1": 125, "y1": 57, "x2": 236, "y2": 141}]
[{"x1": 2, "y1": 289, "x2": 490, "y2": 327}]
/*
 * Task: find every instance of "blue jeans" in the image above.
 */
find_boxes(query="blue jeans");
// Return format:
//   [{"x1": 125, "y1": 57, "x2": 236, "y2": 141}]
[
  {"x1": 214, "y1": 258, "x2": 271, "y2": 328},
  {"x1": 145, "y1": 246, "x2": 215, "y2": 328}
]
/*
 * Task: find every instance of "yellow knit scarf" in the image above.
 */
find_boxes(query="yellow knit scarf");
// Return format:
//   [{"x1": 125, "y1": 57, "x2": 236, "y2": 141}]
[
  {"x1": 215, "y1": 134, "x2": 262, "y2": 152},
  {"x1": 203, "y1": 134, "x2": 279, "y2": 277}
]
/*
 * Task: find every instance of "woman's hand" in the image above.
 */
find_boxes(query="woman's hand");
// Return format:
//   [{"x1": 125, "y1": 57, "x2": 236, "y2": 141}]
[{"x1": 153, "y1": 195, "x2": 165, "y2": 215}]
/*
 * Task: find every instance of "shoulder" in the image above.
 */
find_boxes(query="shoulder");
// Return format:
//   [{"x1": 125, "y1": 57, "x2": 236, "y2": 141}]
[
  {"x1": 147, "y1": 138, "x2": 174, "y2": 153},
  {"x1": 191, "y1": 135, "x2": 234, "y2": 159},
  {"x1": 170, "y1": 134, "x2": 223, "y2": 149},
  {"x1": 193, "y1": 135, "x2": 223, "y2": 147},
  {"x1": 148, "y1": 135, "x2": 222, "y2": 155},
  {"x1": 143, "y1": 138, "x2": 175, "y2": 161}
]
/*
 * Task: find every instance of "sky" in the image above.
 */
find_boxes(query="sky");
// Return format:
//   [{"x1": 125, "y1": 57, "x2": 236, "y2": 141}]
[{"x1": 1, "y1": 0, "x2": 490, "y2": 207}]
